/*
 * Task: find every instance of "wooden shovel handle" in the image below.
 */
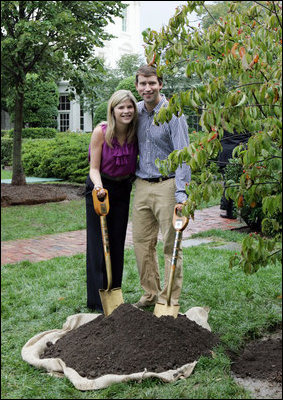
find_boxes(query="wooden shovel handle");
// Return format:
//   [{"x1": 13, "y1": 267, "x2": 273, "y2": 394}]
[
  {"x1": 100, "y1": 215, "x2": 112, "y2": 291},
  {"x1": 167, "y1": 230, "x2": 182, "y2": 305}
]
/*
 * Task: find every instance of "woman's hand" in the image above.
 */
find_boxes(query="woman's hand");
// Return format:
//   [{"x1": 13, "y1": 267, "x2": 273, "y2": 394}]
[{"x1": 96, "y1": 187, "x2": 106, "y2": 200}]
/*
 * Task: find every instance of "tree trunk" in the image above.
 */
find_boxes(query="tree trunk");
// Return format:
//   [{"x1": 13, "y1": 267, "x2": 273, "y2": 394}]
[{"x1": 11, "y1": 88, "x2": 26, "y2": 185}]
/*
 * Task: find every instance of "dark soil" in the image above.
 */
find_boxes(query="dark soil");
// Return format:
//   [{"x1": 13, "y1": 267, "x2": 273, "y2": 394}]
[
  {"x1": 40, "y1": 303, "x2": 220, "y2": 379},
  {"x1": 1, "y1": 183, "x2": 85, "y2": 206},
  {"x1": 230, "y1": 331, "x2": 282, "y2": 383}
]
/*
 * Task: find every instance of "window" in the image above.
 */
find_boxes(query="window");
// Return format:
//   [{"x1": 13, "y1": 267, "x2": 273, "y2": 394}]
[
  {"x1": 122, "y1": 8, "x2": 127, "y2": 32},
  {"x1": 60, "y1": 113, "x2": 70, "y2": 132},
  {"x1": 80, "y1": 102, "x2": 84, "y2": 131},
  {"x1": 58, "y1": 95, "x2": 70, "y2": 131},
  {"x1": 59, "y1": 95, "x2": 70, "y2": 110}
]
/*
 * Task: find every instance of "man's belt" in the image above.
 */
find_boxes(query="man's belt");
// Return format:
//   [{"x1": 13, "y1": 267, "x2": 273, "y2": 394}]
[{"x1": 142, "y1": 176, "x2": 174, "y2": 183}]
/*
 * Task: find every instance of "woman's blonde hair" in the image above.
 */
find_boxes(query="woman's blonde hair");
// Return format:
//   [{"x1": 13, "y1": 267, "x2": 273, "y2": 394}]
[{"x1": 99, "y1": 90, "x2": 138, "y2": 148}]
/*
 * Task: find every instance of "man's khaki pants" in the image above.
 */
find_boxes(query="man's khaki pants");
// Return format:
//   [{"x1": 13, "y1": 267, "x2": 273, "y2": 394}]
[{"x1": 132, "y1": 178, "x2": 183, "y2": 306}]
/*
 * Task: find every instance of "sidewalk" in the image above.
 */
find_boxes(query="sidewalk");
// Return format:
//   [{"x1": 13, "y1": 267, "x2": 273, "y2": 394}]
[{"x1": 1, "y1": 205, "x2": 245, "y2": 265}]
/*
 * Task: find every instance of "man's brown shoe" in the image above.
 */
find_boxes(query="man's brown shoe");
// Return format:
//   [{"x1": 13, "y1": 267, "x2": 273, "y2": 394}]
[{"x1": 133, "y1": 300, "x2": 156, "y2": 308}]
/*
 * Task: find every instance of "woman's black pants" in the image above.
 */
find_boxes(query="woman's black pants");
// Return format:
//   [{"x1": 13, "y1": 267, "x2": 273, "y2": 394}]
[{"x1": 85, "y1": 174, "x2": 132, "y2": 311}]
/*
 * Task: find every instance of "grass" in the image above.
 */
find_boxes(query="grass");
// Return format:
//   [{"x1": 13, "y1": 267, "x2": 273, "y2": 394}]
[
  {"x1": 1, "y1": 199, "x2": 86, "y2": 241},
  {"x1": 1, "y1": 243, "x2": 281, "y2": 399},
  {"x1": 1, "y1": 168, "x2": 12, "y2": 180},
  {"x1": 190, "y1": 228, "x2": 246, "y2": 243}
]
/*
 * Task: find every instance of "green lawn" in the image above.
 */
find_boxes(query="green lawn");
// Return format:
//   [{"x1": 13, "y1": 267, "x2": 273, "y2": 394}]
[
  {"x1": 1, "y1": 167, "x2": 12, "y2": 180},
  {"x1": 1, "y1": 199, "x2": 86, "y2": 240}
]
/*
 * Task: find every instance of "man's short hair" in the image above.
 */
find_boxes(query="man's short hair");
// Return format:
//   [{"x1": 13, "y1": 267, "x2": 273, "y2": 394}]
[{"x1": 135, "y1": 65, "x2": 163, "y2": 85}]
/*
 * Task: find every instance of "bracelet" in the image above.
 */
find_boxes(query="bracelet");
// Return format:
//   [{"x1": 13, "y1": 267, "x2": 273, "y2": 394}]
[{"x1": 95, "y1": 185, "x2": 102, "y2": 190}]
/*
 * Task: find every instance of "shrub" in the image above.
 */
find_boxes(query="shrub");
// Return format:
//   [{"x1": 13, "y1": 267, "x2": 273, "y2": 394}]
[
  {"x1": 1, "y1": 137, "x2": 13, "y2": 166},
  {"x1": 93, "y1": 101, "x2": 108, "y2": 127},
  {"x1": 11, "y1": 127, "x2": 57, "y2": 139},
  {"x1": 1, "y1": 130, "x2": 11, "y2": 137},
  {"x1": 115, "y1": 76, "x2": 142, "y2": 101},
  {"x1": 22, "y1": 133, "x2": 91, "y2": 183}
]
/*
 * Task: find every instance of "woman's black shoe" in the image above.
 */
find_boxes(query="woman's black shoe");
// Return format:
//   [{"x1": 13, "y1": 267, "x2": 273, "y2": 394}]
[{"x1": 87, "y1": 305, "x2": 104, "y2": 314}]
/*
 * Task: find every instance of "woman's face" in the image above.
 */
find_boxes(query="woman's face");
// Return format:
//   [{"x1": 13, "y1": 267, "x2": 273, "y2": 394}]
[{"x1": 113, "y1": 99, "x2": 135, "y2": 125}]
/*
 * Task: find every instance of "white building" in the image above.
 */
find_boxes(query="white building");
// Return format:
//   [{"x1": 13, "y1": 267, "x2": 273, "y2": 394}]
[{"x1": 57, "y1": 1, "x2": 141, "y2": 133}]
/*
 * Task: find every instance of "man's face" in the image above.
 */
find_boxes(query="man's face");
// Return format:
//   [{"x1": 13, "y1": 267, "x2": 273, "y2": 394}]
[{"x1": 135, "y1": 74, "x2": 163, "y2": 108}]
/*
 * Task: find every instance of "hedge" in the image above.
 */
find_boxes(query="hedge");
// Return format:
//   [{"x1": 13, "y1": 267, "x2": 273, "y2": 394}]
[
  {"x1": 1, "y1": 137, "x2": 13, "y2": 166},
  {"x1": 1, "y1": 127, "x2": 58, "y2": 139},
  {"x1": 22, "y1": 133, "x2": 91, "y2": 183}
]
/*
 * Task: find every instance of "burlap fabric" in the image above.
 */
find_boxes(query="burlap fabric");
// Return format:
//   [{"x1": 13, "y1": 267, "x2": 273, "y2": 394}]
[{"x1": 21, "y1": 307, "x2": 211, "y2": 391}]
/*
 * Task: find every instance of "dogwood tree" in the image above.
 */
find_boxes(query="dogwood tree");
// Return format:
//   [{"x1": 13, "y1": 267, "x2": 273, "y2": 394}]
[
  {"x1": 1, "y1": 1, "x2": 126, "y2": 185},
  {"x1": 142, "y1": 1, "x2": 282, "y2": 273}
]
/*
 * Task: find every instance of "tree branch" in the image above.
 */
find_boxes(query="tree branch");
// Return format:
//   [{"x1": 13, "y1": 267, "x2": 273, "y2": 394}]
[
  {"x1": 268, "y1": 249, "x2": 282, "y2": 258},
  {"x1": 260, "y1": 69, "x2": 269, "y2": 81},
  {"x1": 232, "y1": 82, "x2": 265, "y2": 89},
  {"x1": 202, "y1": 4, "x2": 222, "y2": 27},
  {"x1": 272, "y1": 1, "x2": 282, "y2": 28},
  {"x1": 252, "y1": 91, "x2": 267, "y2": 118},
  {"x1": 253, "y1": 1, "x2": 274, "y2": 13}
]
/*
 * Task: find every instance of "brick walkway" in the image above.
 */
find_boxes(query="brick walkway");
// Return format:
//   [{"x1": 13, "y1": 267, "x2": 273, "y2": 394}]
[{"x1": 1, "y1": 205, "x2": 244, "y2": 265}]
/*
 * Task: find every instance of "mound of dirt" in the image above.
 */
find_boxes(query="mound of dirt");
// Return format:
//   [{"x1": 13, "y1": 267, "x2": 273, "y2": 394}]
[
  {"x1": 40, "y1": 303, "x2": 220, "y2": 379},
  {"x1": 39, "y1": 302, "x2": 281, "y2": 398},
  {"x1": 1, "y1": 183, "x2": 85, "y2": 206}
]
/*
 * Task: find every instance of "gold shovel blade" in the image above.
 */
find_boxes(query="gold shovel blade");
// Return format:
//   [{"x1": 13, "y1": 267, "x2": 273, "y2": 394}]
[
  {"x1": 99, "y1": 288, "x2": 124, "y2": 316},
  {"x1": 153, "y1": 302, "x2": 180, "y2": 318}
]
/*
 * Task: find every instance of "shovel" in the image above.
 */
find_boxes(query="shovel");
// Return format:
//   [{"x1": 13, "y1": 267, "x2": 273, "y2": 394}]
[
  {"x1": 92, "y1": 188, "x2": 124, "y2": 316},
  {"x1": 154, "y1": 204, "x2": 189, "y2": 318}
]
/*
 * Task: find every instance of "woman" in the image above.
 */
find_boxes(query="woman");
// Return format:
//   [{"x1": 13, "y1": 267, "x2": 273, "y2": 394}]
[{"x1": 85, "y1": 90, "x2": 138, "y2": 313}]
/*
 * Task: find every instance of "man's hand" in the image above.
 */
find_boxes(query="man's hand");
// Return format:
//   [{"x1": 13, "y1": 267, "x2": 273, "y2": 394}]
[{"x1": 176, "y1": 202, "x2": 185, "y2": 214}]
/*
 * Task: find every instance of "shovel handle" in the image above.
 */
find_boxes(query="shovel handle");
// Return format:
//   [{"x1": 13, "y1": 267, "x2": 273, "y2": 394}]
[
  {"x1": 100, "y1": 215, "x2": 112, "y2": 291},
  {"x1": 92, "y1": 189, "x2": 112, "y2": 290},
  {"x1": 172, "y1": 204, "x2": 189, "y2": 231},
  {"x1": 167, "y1": 230, "x2": 182, "y2": 306},
  {"x1": 92, "y1": 188, "x2": 109, "y2": 216},
  {"x1": 167, "y1": 206, "x2": 189, "y2": 305}
]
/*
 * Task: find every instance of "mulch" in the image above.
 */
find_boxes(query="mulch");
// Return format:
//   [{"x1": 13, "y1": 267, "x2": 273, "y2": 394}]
[{"x1": 1, "y1": 183, "x2": 85, "y2": 206}]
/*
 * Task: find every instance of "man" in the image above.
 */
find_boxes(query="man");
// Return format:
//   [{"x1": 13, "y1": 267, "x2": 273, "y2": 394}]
[{"x1": 133, "y1": 65, "x2": 191, "y2": 308}]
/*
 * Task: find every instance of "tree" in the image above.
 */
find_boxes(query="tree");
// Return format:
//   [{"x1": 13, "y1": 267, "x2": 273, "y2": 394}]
[
  {"x1": 6, "y1": 74, "x2": 59, "y2": 128},
  {"x1": 1, "y1": 1, "x2": 126, "y2": 185},
  {"x1": 116, "y1": 53, "x2": 146, "y2": 78},
  {"x1": 142, "y1": 1, "x2": 282, "y2": 273}
]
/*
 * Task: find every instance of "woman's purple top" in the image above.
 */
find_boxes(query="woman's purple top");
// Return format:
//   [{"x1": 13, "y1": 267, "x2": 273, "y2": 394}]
[{"x1": 88, "y1": 124, "x2": 138, "y2": 177}]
